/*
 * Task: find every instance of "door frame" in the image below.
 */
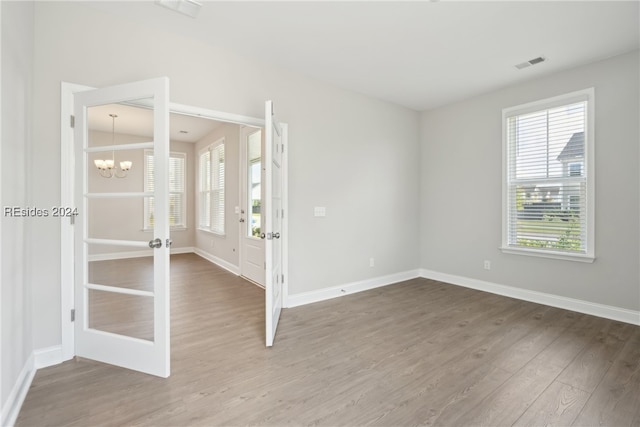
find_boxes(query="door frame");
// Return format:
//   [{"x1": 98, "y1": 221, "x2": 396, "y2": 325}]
[{"x1": 61, "y1": 83, "x2": 289, "y2": 360}]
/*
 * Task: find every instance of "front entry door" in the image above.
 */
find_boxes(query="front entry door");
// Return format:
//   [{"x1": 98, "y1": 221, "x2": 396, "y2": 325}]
[
  {"x1": 264, "y1": 100, "x2": 285, "y2": 347},
  {"x1": 240, "y1": 126, "x2": 265, "y2": 286},
  {"x1": 73, "y1": 77, "x2": 171, "y2": 377}
]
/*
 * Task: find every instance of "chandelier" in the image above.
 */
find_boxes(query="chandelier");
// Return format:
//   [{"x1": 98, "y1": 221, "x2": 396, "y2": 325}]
[{"x1": 94, "y1": 114, "x2": 132, "y2": 178}]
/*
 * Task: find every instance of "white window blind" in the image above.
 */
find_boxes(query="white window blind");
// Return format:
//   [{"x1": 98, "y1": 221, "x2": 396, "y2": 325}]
[
  {"x1": 503, "y1": 89, "x2": 594, "y2": 261},
  {"x1": 199, "y1": 150, "x2": 211, "y2": 229},
  {"x1": 144, "y1": 150, "x2": 186, "y2": 229},
  {"x1": 198, "y1": 139, "x2": 225, "y2": 234}
]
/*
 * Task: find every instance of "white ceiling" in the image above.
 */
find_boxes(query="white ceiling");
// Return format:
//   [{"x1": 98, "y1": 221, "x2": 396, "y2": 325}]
[
  {"x1": 88, "y1": 103, "x2": 223, "y2": 143},
  {"x1": 85, "y1": 0, "x2": 639, "y2": 112}
]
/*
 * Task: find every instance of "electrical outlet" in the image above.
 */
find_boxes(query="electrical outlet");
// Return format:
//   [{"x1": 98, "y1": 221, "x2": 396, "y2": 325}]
[
  {"x1": 484, "y1": 260, "x2": 491, "y2": 270},
  {"x1": 370, "y1": 258, "x2": 375, "y2": 267}
]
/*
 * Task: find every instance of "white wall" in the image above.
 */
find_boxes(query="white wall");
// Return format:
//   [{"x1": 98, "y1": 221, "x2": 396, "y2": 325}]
[
  {"x1": 420, "y1": 50, "x2": 640, "y2": 312},
  {"x1": 87, "y1": 130, "x2": 195, "y2": 257},
  {"x1": 1, "y1": 1, "x2": 34, "y2": 423},
  {"x1": 30, "y1": 2, "x2": 420, "y2": 349},
  {"x1": 194, "y1": 123, "x2": 241, "y2": 268}
]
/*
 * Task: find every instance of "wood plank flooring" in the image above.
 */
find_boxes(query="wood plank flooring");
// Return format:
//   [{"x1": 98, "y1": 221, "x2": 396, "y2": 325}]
[{"x1": 16, "y1": 253, "x2": 640, "y2": 426}]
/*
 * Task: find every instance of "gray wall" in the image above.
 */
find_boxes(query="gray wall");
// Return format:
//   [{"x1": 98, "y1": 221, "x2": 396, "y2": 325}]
[
  {"x1": 29, "y1": 2, "x2": 421, "y2": 350},
  {"x1": 420, "y1": 50, "x2": 640, "y2": 311},
  {"x1": 1, "y1": 0, "x2": 34, "y2": 419}
]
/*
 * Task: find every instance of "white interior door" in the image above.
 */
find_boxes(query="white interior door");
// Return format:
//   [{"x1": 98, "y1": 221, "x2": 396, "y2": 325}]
[
  {"x1": 265, "y1": 100, "x2": 284, "y2": 347},
  {"x1": 73, "y1": 77, "x2": 171, "y2": 377},
  {"x1": 240, "y1": 125, "x2": 265, "y2": 286}
]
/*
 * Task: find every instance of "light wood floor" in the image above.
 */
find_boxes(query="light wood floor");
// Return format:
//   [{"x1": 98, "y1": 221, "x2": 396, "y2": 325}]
[{"x1": 17, "y1": 253, "x2": 640, "y2": 426}]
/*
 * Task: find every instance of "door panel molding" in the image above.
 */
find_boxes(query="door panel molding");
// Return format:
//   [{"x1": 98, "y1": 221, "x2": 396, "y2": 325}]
[{"x1": 265, "y1": 100, "x2": 287, "y2": 347}]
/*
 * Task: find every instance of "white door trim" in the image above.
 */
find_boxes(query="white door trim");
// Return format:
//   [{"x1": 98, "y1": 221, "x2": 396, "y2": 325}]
[
  {"x1": 61, "y1": 83, "x2": 289, "y2": 359},
  {"x1": 61, "y1": 82, "x2": 92, "y2": 361}
]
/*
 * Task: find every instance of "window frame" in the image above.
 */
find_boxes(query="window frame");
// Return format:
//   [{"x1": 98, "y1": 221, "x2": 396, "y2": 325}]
[
  {"x1": 143, "y1": 150, "x2": 187, "y2": 231},
  {"x1": 501, "y1": 88, "x2": 595, "y2": 263},
  {"x1": 198, "y1": 137, "x2": 225, "y2": 235}
]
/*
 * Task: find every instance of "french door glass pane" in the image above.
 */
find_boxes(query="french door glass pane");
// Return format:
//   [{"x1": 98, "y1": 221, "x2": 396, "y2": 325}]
[
  {"x1": 88, "y1": 289, "x2": 154, "y2": 341},
  {"x1": 87, "y1": 250, "x2": 154, "y2": 292},
  {"x1": 87, "y1": 102, "x2": 153, "y2": 145},
  {"x1": 87, "y1": 146, "x2": 146, "y2": 194},
  {"x1": 248, "y1": 129, "x2": 262, "y2": 238},
  {"x1": 87, "y1": 197, "x2": 145, "y2": 240}
]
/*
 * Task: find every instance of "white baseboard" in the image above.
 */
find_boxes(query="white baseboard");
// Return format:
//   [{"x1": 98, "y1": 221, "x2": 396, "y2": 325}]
[
  {"x1": 420, "y1": 269, "x2": 640, "y2": 326},
  {"x1": 88, "y1": 247, "x2": 195, "y2": 262},
  {"x1": 285, "y1": 267, "x2": 639, "y2": 325},
  {"x1": 1, "y1": 353, "x2": 35, "y2": 427},
  {"x1": 171, "y1": 247, "x2": 195, "y2": 255},
  {"x1": 287, "y1": 269, "x2": 421, "y2": 308},
  {"x1": 34, "y1": 345, "x2": 64, "y2": 369},
  {"x1": 193, "y1": 248, "x2": 240, "y2": 276}
]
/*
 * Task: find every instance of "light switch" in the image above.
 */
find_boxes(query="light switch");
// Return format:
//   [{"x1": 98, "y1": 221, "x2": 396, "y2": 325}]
[{"x1": 314, "y1": 207, "x2": 326, "y2": 217}]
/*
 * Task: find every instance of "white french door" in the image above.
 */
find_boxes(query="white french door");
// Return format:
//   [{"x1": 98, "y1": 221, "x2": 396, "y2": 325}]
[
  {"x1": 264, "y1": 100, "x2": 285, "y2": 347},
  {"x1": 73, "y1": 77, "x2": 171, "y2": 377}
]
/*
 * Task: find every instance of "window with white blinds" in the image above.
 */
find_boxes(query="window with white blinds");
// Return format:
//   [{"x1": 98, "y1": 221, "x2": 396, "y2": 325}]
[
  {"x1": 144, "y1": 150, "x2": 186, "y2": 230},
  {"x1": 198, "y1": 139, "x2": 225, "y2": 234},
  {"x1": 502, "y1": 88, "x2": 594, "y2": 262}
]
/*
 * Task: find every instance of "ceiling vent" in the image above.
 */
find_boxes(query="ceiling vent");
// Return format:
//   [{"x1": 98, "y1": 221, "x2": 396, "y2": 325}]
[
  {"x1": 156, "y1": 0, "x2": 202, "y2": 18},
  {"x1": 515, "y1": 56, "x2": 546, "y2": 70}
]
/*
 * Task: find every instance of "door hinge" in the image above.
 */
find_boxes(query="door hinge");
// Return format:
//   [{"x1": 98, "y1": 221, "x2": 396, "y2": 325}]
[
  {"x1": 71, "y1": 309, "x2": 75, "y2": 322},
  {"x1": 70, "y1": 115, "x2": 75, "y2": 128},
  {"x1": 70, "y1": 215, "x2": 75, "y2": 225},
  {"x1": 281, "y1": 209, "x2": 284, "y2": 219}
]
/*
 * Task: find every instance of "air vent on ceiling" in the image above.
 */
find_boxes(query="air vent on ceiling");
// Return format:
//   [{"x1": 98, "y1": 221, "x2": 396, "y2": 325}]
[
  {"x1": 156, "y1": 0, "x2": 202, "y2": 18},
  {"x1": 515, "y1": 56, "x2": 546, "y2": 70}
]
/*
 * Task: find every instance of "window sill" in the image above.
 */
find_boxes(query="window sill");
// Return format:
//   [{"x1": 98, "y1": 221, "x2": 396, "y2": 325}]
[
  {"x1": 500, "y1": 246, "x2": 595, "y2": 263},
  {"x1": 143, "y1": 226, "x2": 187, "y2": 232},
  {"x1": 198, "y1": 228, "x2": 226, "y2": 237}
]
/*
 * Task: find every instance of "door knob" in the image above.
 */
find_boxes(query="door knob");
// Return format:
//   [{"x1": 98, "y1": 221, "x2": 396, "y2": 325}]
[
  {"x1": 239, "y1": 218, "x2": 245, "y2": 223},
  {"x1": 260, "y1": 233, "x2": 266, "y2": 239},
  {"x1": 273, "y1": 232, "x2": 280, "y2": 239},
  {"x1": 148, "y1": 238, "x2": 162, "y2": 249}
]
